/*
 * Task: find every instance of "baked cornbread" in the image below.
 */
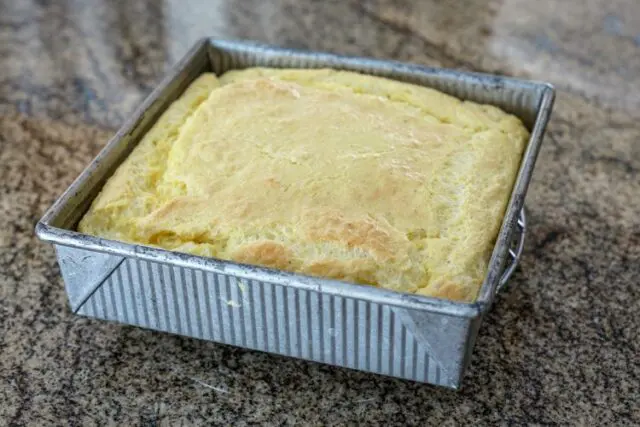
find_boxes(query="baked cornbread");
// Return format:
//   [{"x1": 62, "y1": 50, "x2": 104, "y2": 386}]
[{"x1": 78, "y1": 68, "x2": 529, "y2": 302}]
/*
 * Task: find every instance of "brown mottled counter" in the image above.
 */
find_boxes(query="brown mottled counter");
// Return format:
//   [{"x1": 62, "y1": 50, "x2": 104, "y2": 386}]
[{"x1": 1, "y1": 0, "x2": 638, "y2": 424}]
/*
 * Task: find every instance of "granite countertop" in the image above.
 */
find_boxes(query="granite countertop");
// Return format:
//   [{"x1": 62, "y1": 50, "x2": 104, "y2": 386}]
[{"x1": 1, "y1": 0, "x2": 639, "y2": 424}]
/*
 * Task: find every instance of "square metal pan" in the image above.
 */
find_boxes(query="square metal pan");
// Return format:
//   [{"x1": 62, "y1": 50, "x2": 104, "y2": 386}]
[{"x1": 35, "y1": 38, "x2": 554, "y2": 389}]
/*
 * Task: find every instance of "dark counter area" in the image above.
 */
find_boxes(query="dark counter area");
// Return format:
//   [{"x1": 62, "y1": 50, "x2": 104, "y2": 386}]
[{"x1": 1, "y1": 0, "x2": 638, "y2": 424}]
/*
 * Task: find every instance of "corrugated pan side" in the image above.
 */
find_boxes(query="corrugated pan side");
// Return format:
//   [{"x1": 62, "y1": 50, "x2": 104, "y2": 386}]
[{"x1": 73, "y1": 254, "x2": 451, "y2": 385}]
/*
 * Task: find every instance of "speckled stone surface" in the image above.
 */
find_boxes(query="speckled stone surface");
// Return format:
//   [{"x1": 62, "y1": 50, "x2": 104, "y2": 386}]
[{"x1": 1, "y1": 0, "x2": 639, "y2": 425}]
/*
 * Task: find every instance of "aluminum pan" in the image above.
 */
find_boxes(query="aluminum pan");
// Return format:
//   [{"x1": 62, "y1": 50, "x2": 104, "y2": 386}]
[
  {"x1": 35, "y1": 39, "x2": 553, "y2": 388},
  {"x1": 36, "y1": 38, "x2": 553, "y2": 317}
]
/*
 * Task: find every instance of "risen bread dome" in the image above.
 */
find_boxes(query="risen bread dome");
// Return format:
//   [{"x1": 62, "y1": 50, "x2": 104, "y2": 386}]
[{"x1": 79, "y1": 68, "x2": 528, "y2": 302}]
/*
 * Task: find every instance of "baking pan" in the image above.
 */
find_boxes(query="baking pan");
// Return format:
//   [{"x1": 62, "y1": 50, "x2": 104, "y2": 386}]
[{"x1": 35, "y1": 38, "x2": 554, "y2": 389}]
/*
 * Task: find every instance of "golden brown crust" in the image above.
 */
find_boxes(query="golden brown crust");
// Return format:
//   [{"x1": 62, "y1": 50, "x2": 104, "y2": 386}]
[
  {"x1": 302, "y1": 259, "x2": 378, "y2": 286},
  {"x1": 78, "y1": 68, "x2": 529, "y2": 302},
  {"x1": 305, "y1": 213, "x2": 395, "y2": 259},
  {"x1": 232, "y1": 241, "x2": 294, "y2": 271}
]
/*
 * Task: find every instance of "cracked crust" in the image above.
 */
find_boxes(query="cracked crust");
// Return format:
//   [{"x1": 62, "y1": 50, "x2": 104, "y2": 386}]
[{"x1": 78, "y1": 68, "x2": 529, "y2": 302}]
